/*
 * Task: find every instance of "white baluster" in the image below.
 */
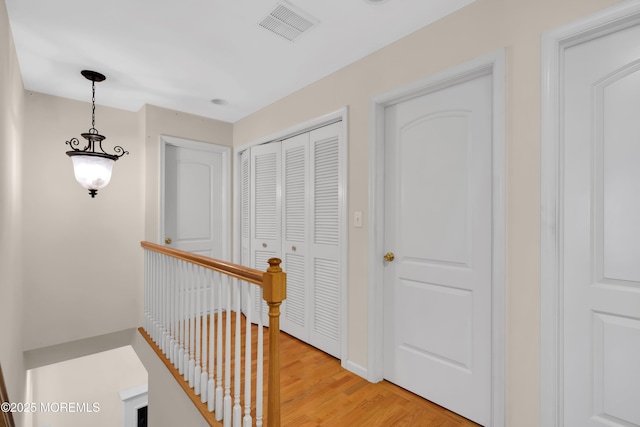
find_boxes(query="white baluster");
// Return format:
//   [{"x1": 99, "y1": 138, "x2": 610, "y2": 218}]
[
  {"x1": 169, "y1": 258, "x2": 177, "y2": 364},
  {"x1": 194, "y1": 265, "x2": 202, "y2": 396},
  {"x1": 201, "y1": 267, "x2": 209, "y2": 404},
  {"x1": 243, "y1": 280, "x2": 253, "y2": 427},
  {"x1": 178, "y1": 260, "x2": 186, "y2": 376},
  {"x1": 144, "y1": 250, "x2": 149, "y2": 333},
  {"x1": 150, "y1": 252, "x2": 156, "y2": 343},
  {"x1": 162, "y1": 255, "x2": 168, "y2": 355},
  {"x1": 153, "y1": 252, "x2": 160, "y2": 344},
  {"x1": 173, "y1": 258, "x2": 181, "y2": 368},
  {"x1": 188, "y1": 264, "x2": 196, "y2": 388},
  {"x1": 157, "y1": 253, "x2": 162, "y2": 342},
  {"x1": 215, "y1": 271, "x2": 224, "y2": 421},
  {"x1": 208, "y1": 269, "x2": 216, "y2": 413},
  {"x1": 175, "y1": 259, "x2": 183, "y2": 370},
  {"x1": 159, "y1": 256, "x2": 164, "y2": 354},
  {"x1": 183, "y1": 262, "x2": 189, "y2": 376},
  {"x1": 233, "y1": 278, "x2": 241, "y2": 427},
  {"x1": 256, "y1": 286, "x2": 264, "y2": 427},
  {"x1": 165, "y1": 257, "x2": 173, "y2": 359},
  {"x1": 224, "y1": 275, "x2": 232, "y2": 427},
  {"x1": 188, "y1": 263, "x2": 196, "y2": 386},
  {"x1": 155, "y1": 255, "x2": 163, "y2": 349}
]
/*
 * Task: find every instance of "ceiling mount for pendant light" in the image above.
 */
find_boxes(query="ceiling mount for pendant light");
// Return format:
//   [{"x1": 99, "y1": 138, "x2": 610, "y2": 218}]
[{"x1": 65, "y1": 70, "x2": 128, "y2": 198}]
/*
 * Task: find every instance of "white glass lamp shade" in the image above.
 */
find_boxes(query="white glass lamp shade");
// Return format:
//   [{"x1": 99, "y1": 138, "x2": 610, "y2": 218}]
[{"x1": 70, "y1": 153, "x2": 115, "y2": 190}]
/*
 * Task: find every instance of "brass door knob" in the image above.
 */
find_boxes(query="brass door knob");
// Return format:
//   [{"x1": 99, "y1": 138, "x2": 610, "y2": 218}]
[
  {"x1": 165, "y1": 237, "x2": 172, "y2": 245},
  {"x1": 384, "y1": 252, "x2": 395, "y2": 262}
]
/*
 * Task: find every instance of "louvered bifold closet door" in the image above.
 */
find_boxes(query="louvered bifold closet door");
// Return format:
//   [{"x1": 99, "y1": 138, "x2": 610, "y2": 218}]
[
  {"x1": 309, "y1": 122, "x2": 342, "y2": 358},
  {"x1": 280, "y1": 133, "x2": 310, "y2": 340},
  {"x1": 240, "y1": 149, "x2": 252, "y2": 315},
  {"x1": 250, "y1": 142, "x2": 282, "y2": 324}
]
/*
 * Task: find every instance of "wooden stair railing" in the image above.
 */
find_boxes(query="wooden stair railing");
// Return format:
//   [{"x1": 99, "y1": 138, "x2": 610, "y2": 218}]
[{"x1": 140, "y1": 241, "x2": 286, "y2": 427}]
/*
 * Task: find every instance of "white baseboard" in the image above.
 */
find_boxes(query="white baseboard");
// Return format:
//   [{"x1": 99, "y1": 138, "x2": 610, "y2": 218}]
[{"x1": 342, "y1": 359, "x2": 370, "y2": 381}]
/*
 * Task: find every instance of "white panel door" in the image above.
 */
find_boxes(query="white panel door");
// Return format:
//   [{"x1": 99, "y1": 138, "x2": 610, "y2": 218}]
[
  {"x1": 383, "y1": 72, "x2": 492, "y2": 425},
  {"x1": 164, "y1": 144, "x2": 224, "y2": 258},
  {"x1": 563, "y1": 23, "x2": 640, "y2": 427}
]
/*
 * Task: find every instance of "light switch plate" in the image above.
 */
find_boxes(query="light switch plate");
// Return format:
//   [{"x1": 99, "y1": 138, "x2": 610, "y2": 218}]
[{"x1": 354, "y1": 211, "x2": 363, "y2": 228}]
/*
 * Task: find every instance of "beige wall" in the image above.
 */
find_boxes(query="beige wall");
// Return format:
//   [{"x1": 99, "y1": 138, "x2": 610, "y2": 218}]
[
  {"x1": 142, "y1": 104, "x2": 233, "y2": 245},
  {"x1": 0, "y1": 0, "x2": 25, "y2": 420},
  {"x1": 27, "y1": 345, "x2": 148, "y2": 427},
  {"x1": 232, "y1": 0, "x2": 621, "y2": 425},
  {"x1": 22, "y1": 92, "x2": 145, "y2": 351},
  {"x1": 20, "y1": 99, "x2": 232, "y2": 350},
  {"x1": 17, "y1": 98, "x2": 231, "y2": 424}
]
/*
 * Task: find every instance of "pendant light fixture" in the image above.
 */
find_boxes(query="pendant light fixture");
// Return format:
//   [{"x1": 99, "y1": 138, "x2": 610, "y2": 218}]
[{"x1": 65, "y1": 70, "x2": 128, "y2": 198}]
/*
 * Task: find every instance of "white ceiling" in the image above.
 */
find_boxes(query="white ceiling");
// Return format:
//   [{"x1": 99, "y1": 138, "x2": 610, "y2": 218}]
[{"x1": 5, "y1": 0, "x2": 473, "y2": 123}]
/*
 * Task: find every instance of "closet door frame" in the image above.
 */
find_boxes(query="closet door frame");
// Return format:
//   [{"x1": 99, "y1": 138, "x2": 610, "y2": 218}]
[{"x1": 233, "y1": 108, "x2": 349, "y2": 363}]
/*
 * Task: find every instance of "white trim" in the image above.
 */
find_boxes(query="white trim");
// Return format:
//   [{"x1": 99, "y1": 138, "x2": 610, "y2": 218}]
[
  {"x1": 540, "y1": 2, "x2": 640, "y2": 426},
  {"x1": 368, "y1": 49, "x2": 506, "y2": 427},
  {"x1": 120, "y1": 383, "x2": 148, "y2": 427},
  {"x1": 159, "y1": 135, "x2": 231, "y2": 260},
  {"x1": 232, "y1": 108, "x2": 351, "y2": 366},
  {"x1": 342, "y1": 360, "x2": 368, "y2": 380},
  {"x1": 233, "y1": 110, "x2": 346, "y2": 155}
]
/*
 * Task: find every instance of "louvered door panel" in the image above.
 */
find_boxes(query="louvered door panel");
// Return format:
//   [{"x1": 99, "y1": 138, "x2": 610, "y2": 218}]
[
  {"x1": 313, "y1": 138, "x2": 340, "y2": 246},
  {"x1": 240, "y1": 149, "x2": 252, "y2": 315},
  {"x1": 314, "y1": 258, "x2": 340, "y2": 341},
  {"x1": 309, "y1": 122, "x2": 342, "y2": 358},
  {"x1": 281, "y1": 133, "x2": 310, "y2": 339},
  {"x1": 250, "y1": 142, "x2": 281, "y2": 324},
  {"x1": 254, "y1": 153, "x2": 279, "y2": 241},
  {"x1": 284, "y1": 253, "x2": 306, "y2": 328},
  {"x1": 240, "y1": 150, "x2": 251, "y2": 266}
]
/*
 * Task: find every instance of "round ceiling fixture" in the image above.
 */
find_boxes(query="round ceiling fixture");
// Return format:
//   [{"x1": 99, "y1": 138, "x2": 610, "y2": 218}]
[
  {"x1": 364, "y1": 0, "x2": 389, "y2": 4},
  {"x1": 210, "y1": 98, "x2": 228, "y2": 106}
]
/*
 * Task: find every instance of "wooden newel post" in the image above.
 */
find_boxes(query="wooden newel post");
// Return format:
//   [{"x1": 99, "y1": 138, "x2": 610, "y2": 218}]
[{"x1": 263, "y1": 257, "x2": 286, "y2": 427}]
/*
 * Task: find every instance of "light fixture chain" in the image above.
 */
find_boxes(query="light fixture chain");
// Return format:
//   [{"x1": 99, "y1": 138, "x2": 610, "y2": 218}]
[{"x1": 91, "y1": 80, "x2": 96, "y2": 131}]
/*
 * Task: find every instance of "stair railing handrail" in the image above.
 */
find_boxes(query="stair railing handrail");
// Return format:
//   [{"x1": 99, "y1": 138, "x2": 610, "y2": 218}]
[
  {"x1": 141, "y1": 241, "x2": 264, "y2": 284},
  {"x1": 140, "y1": 241, "x2": 285, "y2": 427}
]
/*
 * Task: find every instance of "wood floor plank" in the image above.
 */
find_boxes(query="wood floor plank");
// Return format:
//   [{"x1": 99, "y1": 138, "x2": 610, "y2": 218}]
[{"x1": 140, "y1": 314, "x2": 480, "y2": 427}]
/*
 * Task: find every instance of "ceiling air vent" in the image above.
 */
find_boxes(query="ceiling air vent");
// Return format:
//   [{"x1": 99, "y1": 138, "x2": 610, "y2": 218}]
[{"x1": 259, "y1": 2, "x2": 319, "y2": 42}]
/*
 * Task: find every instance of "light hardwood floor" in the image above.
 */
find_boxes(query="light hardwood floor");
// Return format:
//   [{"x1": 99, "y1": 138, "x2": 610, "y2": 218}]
[
  {"x1": 141, "y1": 317, "x2": 479, "y2": 427},
  {"x1": 278, "y1": 332, "x2": 479, "y2": 427}
]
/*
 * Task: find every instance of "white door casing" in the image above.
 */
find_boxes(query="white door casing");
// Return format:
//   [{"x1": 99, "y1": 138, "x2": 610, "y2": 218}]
[
  {"x1": 120, "y1": 384, "x2": 148, "y2": 427},
  {"x1": 541, "y1": 3, "x2": 640, "y2": 426},
  {"x1": 160, "y1": 135, "x2": 231, "y2": 259},
  {"x1": 369, "y1": 50, "x2": 505, "y2": 427}
]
